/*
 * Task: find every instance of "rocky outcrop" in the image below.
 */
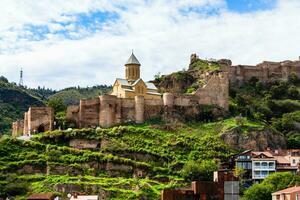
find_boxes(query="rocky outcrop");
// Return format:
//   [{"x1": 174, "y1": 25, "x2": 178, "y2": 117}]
[{"x1": 220, "y1": 128, "x2": 286, "y2": 151}]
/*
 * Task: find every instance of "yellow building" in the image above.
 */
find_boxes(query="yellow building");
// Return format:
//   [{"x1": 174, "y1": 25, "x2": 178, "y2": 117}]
[{"x1": 111, "y1": 53, "x2": 161, "y2": 99}]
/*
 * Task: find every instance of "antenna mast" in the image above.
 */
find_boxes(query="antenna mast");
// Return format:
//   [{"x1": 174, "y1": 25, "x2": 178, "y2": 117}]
[{"x1": 19, "y1": 68, "x2": 24, "y2": 86}]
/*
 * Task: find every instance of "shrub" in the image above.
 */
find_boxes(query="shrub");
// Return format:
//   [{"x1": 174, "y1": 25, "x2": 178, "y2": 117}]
[{"x1": 181, "y1": 159, "x2": 219, "y2": 181}]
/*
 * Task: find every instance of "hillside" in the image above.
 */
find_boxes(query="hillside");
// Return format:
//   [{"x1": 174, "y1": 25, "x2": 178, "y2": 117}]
[
  {"x1": 0, "y1": 117, "x2": 270, "y2": 199},
  {"x1": 0, "y1": 77, "x2": 45, "y2": 135},
  {"x1": 48, "y1": 85, "x2": 112, "y2": 106},
  {"x1": 0, "y1": 76, "x2": 112, "y2": 134}
]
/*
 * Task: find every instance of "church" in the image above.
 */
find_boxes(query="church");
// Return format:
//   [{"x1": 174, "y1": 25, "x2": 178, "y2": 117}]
[{"x1": 111, "y1": 52, "x2": 161, "y2": 99}]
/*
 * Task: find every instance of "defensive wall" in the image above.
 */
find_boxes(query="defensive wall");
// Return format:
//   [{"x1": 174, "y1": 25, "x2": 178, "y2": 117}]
[
  {"x1": 12, "y1": 71, "x2": 228, "y2": 134},
  {"x1": 65, "y1": 72, "x2": 228, "y2": 129},
  {"x1": 12, "y1": 107, "x2": 54, "y2": 135},
  {"x1": 189, "y1": 54, "x2": 300, "y2": 86}
]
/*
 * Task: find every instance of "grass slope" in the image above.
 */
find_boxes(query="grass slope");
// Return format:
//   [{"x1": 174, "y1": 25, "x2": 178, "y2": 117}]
[{"x1": 0, "y1": 117, "x2": 266, "y2": 199}]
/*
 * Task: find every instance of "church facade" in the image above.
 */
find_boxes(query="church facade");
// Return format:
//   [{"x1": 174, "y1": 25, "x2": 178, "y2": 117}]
[{"x1": 111, "y1": 53, "x2": 161, "y2": 99}]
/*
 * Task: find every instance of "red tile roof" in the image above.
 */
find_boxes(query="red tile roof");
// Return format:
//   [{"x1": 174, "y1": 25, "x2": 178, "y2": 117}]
[{"x1": 272, "y1": 186, "x2": 300, "y2": 195}]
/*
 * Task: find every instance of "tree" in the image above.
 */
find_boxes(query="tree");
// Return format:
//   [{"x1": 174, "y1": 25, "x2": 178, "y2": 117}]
[
  {"x1": 242, "y1": 172, "x2": 300, "y2": 200},
  {"x1": 287, "y1": 86, "x2": 299, "y2": 99},
  {"x1": 181, "y1": 159, "x2": 219, "y2": 181},
  {"x1": 0, "y1": 76, "x2": 8, "y2": 83},
  {"x1": 47, "y1": 98, "x2": 66, "y2": 114},
  {"x1": 288, "y1": 72, "x2": 298, "y2": 85}
]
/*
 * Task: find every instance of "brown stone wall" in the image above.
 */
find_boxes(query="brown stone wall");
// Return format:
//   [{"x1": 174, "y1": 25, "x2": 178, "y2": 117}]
[
  {"x1": 69, "y1": 139, "x2": 100, "y2": 149},
  {"x1": 120, "y1": 98, "x2": 135, "y2": 123},
  {"x1": 79, "y1": 98, "x2": 100, "y2": 128},
  {"x1": 229, "y1": 58, "x2": 300, "y2": 85},
  {"x1": 195, "y1": 72, "x2": 229, "y2": 110},
  {"x1": 144, "y1": 99, "x2": 163, "y2": 120},
  {"x1": 99, "y1": 95, "x2": 121, "y2": 128},
  {"x1": 66, "y1": 105, "x2": 79, "y2": 124},
  {"x1": 26, "y1": 107, "x2": 54, "y2": 134}
]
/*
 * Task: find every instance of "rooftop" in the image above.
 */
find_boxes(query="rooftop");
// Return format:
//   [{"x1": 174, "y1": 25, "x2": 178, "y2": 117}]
[
  {"x1": 125, "y1": 52, "x2": 141, "y2": 66},
  {"x1": 272, "y1": 186, "x2": 300, "y2": 195}
]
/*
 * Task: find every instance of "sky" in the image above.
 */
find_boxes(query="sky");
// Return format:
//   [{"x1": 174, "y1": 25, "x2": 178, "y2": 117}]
[{"x1": 0, "y1": 0, "x2": 300, "y2": 89}]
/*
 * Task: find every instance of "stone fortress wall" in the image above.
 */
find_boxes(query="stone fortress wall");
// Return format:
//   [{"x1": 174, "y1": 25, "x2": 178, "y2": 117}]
[
  {"x1": 12, "y1": 54, "x2": 300, "y2": 135},
  {"x1": 12, "y1": 71, "x2": 229, "y2": 135},
  {"x1": 66, "y1": 71, "x2": 229, "y2": 129},
  {"x1": 12, "y1": 107, "x2": 54, "y2": 137},
  {"x1": 190, "y1": 54, "x2": 300, "y2": 85}
]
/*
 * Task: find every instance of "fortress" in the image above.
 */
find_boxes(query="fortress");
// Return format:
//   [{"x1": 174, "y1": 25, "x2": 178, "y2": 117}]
[
  {"x1": 12, "y1": 53, "x2": 300, "y2": 137},
  {"x1": 190, "y1": 54, "x2": 300, "y2": 85}
]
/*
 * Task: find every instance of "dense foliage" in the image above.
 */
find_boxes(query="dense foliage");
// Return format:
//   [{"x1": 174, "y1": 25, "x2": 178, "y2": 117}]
[
  {"x1": 242, "y1": 172, "x2": 300, "y2": 200},
  {"x1": 230, "y1": 75, "x2": 300, "y2": 148}
]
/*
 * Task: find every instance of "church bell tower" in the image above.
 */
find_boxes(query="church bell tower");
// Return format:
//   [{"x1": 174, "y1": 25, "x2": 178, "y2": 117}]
[{"x1": 125, "y1": 52, "x2": 141, "y2": 83}]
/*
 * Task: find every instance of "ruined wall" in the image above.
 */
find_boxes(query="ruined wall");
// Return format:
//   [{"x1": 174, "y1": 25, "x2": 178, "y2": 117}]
[
  {"x1": 195, "y1": 72, "x2": 229, "y2": 110},
  {"x1": 12, "y1": 120, "x2": 24, "y2": 137},
  {"x1": 66, "y1": 105, "x2": 79, "y2": 124},
  {"x1": 15, "y1": 107, "x2": 54, "y2": 135},
  {"x1": 229, "y1": 58, "x2": 300, "y2": 85}
]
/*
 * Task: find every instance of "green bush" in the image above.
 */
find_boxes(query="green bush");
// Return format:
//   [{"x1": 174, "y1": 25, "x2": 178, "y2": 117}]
[
  {"x1": 242, "y1": 172, "x2": 300, "y2": 200},
  {"x1": 181, "y1": 160, "x2": 219, "y2": 181}
]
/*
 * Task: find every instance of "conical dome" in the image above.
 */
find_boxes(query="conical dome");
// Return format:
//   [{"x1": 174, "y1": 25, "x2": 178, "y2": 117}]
[{"x1": 125, "y1": 53, "x2": 141, "y2": 66}]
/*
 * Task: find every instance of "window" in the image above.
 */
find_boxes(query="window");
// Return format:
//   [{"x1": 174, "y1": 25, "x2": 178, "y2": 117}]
[
  {"x1": 296, "y1": 194, "x2": 298, "y2": 200},
  {"x1": 254, "y1": 162, "x2": 260, "y2": 167},
  {"x1": 261, "y1": 171, "x2": 268, "y2": 176},
  {"x1": 293, "y1": 159, "x2": 296, "y2": 164}
]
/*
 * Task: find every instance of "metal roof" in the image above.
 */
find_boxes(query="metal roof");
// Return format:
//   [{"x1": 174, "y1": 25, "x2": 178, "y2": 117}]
[
  {"x1": 125, "y1": 53, "x2": 141, "y2": 66},
  {"x1": 145, "y1": 82, "x2": 158, "y2": 90}
]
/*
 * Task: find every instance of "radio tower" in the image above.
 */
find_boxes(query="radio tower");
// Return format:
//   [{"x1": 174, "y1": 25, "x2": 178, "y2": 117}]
[{"x1": 19, "y1": 68, "x2": 24, "y2": 86}]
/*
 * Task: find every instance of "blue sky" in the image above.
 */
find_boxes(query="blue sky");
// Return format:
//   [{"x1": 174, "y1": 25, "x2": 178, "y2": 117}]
[
  {"x1": 1, "y1": 0, "x2": 300, "y2": 89},
  {"x1": 227, "y1": 0, "x2": 276, "y2": 13}
]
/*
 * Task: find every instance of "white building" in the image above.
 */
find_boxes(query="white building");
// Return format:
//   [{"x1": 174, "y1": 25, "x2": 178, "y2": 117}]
[{"x1": 251, "y1": 152, "x2": 276, "y2": 181}]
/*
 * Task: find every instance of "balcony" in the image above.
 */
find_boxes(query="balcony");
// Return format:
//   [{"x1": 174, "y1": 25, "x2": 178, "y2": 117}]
[{"x1": 253, "y1": 166, "x2": 275, "y2": 170}]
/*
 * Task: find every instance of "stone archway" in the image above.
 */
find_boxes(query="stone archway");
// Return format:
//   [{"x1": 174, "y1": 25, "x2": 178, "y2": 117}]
[{"x1": 37, "y1": 124, "x2": 45, "y2": 133}]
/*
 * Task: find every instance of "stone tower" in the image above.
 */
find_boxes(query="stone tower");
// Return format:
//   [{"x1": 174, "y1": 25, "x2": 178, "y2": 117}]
[{"x1": 125, "y1": 52, "x2": 141, "y2": 83}]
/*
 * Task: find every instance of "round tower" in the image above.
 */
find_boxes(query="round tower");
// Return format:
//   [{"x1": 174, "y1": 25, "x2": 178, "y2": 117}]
[{"x1": 125, "y1": 52, "x2": 141, "y2": 83}]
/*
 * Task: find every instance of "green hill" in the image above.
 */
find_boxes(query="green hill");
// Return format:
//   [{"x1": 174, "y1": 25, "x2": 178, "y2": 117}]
[
  {"x1": 0, "y1": 75, "x2": 111, "y2": 134},
  {"x1": 0, "y1": 77, "x2": 45, "y2": 135},
  {"x1": 48, "y1": 85, "x2": 112, "y2": 106},
  {"x1": 0, "y1": 118, "x2": 243, "y2": 199}
]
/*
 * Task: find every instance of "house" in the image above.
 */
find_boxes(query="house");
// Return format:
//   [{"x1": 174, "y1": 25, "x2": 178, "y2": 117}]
[
  {"x1": 27, "y1": 193, "x2": 55, "y2": 200},
  {"x1": 286, "y1": 149, "x2": 300, "y2": 167},
  {"x1": 229, "y1": 149, "x2": 300, "y2": 182},
  {"x1": 234, "y1": 149, "x2": 252, "y2": 179},
  {"x1": 251, "y1": 151, "x2": 276, "y2": 181},
  {"x1": 272, "y1": 186, "x2": 300, "y2": 200},
  {"x1": 274, "y1": 155, "x2": 298, "y2": 173}
]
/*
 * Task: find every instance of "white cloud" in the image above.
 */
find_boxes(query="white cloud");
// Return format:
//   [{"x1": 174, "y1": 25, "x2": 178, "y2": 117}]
[{"x1": 0, "y1": 0, "x2": 300, "y2": 89}]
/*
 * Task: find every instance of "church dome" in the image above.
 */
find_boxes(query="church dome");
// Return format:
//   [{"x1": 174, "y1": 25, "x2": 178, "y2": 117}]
[{"x1": 125, "y1": 53, "x2": 141, "y2": 66}]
